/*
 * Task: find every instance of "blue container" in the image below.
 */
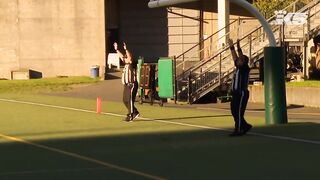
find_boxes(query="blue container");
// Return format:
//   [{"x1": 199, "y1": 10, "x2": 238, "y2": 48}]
[{"x1": 90, "y1": 65, "x2": 100, "y2": 78}]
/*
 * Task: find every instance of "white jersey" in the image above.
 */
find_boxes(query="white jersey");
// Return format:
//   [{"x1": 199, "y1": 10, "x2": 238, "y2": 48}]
[{"x1": 122, "y1": 64, "x2": 136, "y2": 84}]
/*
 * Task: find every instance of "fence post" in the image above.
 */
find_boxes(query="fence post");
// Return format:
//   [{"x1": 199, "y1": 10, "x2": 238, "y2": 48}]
[
  {"x1": 188, "y1": 71, "x2": 192, "y2": 104},
  {"x1": 173, "y1": 56, "x2": 177, "y2": 104},
  {"x1": 248, "y1": 34, "x2": 252, "y2": 65},
  {"x1": 237, "y1": 17, "x2": 241, "y2": 39},
  {"x1": 219, "y1": 53, "x2": 222, "y2": 85}
]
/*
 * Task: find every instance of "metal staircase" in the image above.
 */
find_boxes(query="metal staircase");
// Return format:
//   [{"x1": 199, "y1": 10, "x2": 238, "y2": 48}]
[{"x1": 175, "y1": 0, "x2": 320, "y2": 104}]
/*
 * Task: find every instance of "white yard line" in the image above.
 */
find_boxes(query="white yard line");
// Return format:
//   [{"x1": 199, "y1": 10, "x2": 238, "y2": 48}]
[
  {"x1": 196, "y1": 107, "x2": 320, "y2": 116},
  {"x1": 1, "y1": 98, "x2": 320, "y2": 146},
  {"x1": 0, "y1": 167, "x2": 106, "y2": 176},
  {"x1": 0, "y1": 98, "x2": 124, "y2": 117},
  {"x1": 143, "y1": 118, "x2": 320, "y2": 145}
]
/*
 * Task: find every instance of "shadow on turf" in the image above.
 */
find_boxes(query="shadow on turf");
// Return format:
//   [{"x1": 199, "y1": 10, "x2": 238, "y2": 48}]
[
  {"x1": 7, "y1": 114, "x2": 230, "y2": 137},
  {"x1": 1, "y1": 122, "x2": 320, "y2": 179},
  {"x1": 246, "y1": 104, "x2": 305, "y2": 111},
  {"x1": 142, "y1": 114, "x2": 231, "y2": 121},
  {"x1": 8, "y1": 127, "x2": 118, "y2": 137}
]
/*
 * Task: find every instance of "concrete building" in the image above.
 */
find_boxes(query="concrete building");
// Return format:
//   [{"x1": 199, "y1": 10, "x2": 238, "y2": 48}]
[
  {"x1": 0, "y1": 0, "x2": 255, "y2": 79},
  {"x1": 0, "y1": 0, "x2": 105, "y2": 79},
  {"x1": 107, "y1": 0, "x2": 256, "y2": 62}
]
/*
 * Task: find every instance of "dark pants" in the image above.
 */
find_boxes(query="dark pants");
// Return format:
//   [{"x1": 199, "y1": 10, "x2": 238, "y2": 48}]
[
  {"x1": 230, "y1": 90, "x2": 249, "y2": 132},
  {"x1": 123, "y1": 81, "x2": 138, "y2": 116}
]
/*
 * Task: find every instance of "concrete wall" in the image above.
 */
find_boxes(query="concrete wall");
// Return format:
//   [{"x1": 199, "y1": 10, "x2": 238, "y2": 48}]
[
  {"x1": 118, "y1": 0, "x2": 168, "y2": 62},
  {"x1": 0, "y1": 0, "x2": 20, "y2": 79},
  {"x1": 116, "y1": 0, "x2": 201, "y2": 63},
  {"x1": 168, "y1": 8, "x2": 200, "y2": 57},
  {"x1": 0, "y1": 0, "x2": 105, "y2": 79},
  {"x1": 203, "y1": 12, "x2": 259, "y2": 40},
  {"x1": 249, "y1": 85, "x2": 320, "y2": 108},
  {"x1": 109, "y1": 0, "x2": 259, "y2": 64}
]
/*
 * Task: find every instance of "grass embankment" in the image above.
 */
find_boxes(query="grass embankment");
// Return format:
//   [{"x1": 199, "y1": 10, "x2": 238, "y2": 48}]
[
  {"x1": 286, "y1": 80, "x2": 320, "y2": 87},
  {"x1": 0, "y1": 76, "x2": 99, "y2": 93}
]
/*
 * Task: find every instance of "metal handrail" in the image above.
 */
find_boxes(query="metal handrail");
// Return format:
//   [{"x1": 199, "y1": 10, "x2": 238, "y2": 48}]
[
  {"x1": 176, "y1": 0, "x2": 320, "y2": 103},
  {"x1": 174, "y1": 19, "x2": 240, "y2": 77},
  {"x1": 179, "y1": 0, "x2": 316, "y2": 79},
  {"x1": 186, "y1": 0, "x2": 320, "y2": 103},
  {"x1": 191, "y1": 26, "x2": 280, "y2": 84},
  {"x1": 175, "y1": 19, "x2": 238, "y2": 60},
  {"x1": 297, "y1": 0, "x2": 320, "y2": 12}
]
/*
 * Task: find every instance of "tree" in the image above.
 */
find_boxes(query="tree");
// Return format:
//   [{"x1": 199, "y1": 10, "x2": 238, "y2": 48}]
[{"x1": 253, "y1": 0, "x2": 313, "y2": 19}]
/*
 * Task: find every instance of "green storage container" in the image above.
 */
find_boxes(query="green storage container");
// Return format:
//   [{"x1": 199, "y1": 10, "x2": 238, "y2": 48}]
[{"x1": 158, "y1": 58, "x2": 174, "y2": 98}]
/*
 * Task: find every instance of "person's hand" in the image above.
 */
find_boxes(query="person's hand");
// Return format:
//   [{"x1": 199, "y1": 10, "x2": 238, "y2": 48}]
[
  {"x1": 228, "y1": 39, "x2": 234, "y2": 46},
  {"x1": 123, "y1": 42, "x2": 127, "y2": 50},
  {"x1": 236, "y1": 39, "x2": 241, "y2": 49},
  {"x1": 113, "y1": 42, "x2": 118, "y2": 50}
]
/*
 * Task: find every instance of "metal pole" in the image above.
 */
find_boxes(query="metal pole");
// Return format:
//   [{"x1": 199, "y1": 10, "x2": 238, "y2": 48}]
[
  {"x1": 219, "y1": 54, "x2": 222, "y2": 85},
  {"x1": 237, "y1": 17, "x2": 240, "y2": 39},
  {"x1": 188, "y1": 72, "x2": 191, "y2": 104},
  {"x1": 303, "y1": 41, "x2": 308, "y2": 79},
  {"x1": 173, "y1": 56, "x2": 177, "y2": 104},
  {"x1": 248, "y1": 35, "x2": 252, "y2": 64}
]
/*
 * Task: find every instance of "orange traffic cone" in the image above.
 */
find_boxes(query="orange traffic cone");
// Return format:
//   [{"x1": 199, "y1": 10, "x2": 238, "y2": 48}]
[{"x1": 96, "y1": 97, "x2": 102, "y2": 114}]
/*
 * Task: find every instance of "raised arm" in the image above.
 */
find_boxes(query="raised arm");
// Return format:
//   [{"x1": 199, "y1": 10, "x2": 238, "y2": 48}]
[
  {"x1": 236, "y1": 39, "x2": 245, "y2": 61},
  {"x1": 123, "y1": 42, "x2": 132, "y2": 62},
  {"x1": 236, "y1": 39, "x2": 246, "y2": 67},
  {"x1": 228, "y1": 39, "x2": 238, "y2": 62},
  {"x1": 113, "y1": 42, "x2": 125, "y2": 62},
  {"x1": 229, "y1": 39, "x2": 246, "y2": 67}
]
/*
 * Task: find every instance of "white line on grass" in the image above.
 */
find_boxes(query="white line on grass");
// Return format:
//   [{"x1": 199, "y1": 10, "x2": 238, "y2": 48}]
[
  {"x1": 0, "y1": 133, "x2": 165, "y2": 180},
  {"x1": 196, "y1": 107, "x2": 320, "y2": 116},
  {"x1": 0, "y1": 98, "x2": 124, "y2": 117},
  {"x1": 145, "y1": 119, "x2": 320, "y2": 145},
  {"x1": 0, "y1": 167, "x2": 106, "y2": 176},
  {"x1": 1, "y1": 98, "x2": 320, "y2": 146}
]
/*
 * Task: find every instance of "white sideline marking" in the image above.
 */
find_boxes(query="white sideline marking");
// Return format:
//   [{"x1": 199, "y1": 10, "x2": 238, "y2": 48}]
[
  {"x1": 1, "y1": 98, "x2": 320, "y2": 146},
  {"x1": 197, "y1": 107, "x2": 320, "y2": 116},
  {"x1": 0, "y1": 167, "x2": 106, "y2": 176},
  {"x1": 146, "y1": 119, "x2": 320, "y2": 145},
  {"x1": 0, "y1": 98, "x2": 124, "y2": 117},
  {"x1": 0, "y1": 133, "x2": 165, "y2": 180}
]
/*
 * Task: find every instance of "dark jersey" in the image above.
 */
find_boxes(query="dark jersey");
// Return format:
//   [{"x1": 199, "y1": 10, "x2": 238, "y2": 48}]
[{"x1": 231, "y1": 64, "x2": 250, "y2": 93}]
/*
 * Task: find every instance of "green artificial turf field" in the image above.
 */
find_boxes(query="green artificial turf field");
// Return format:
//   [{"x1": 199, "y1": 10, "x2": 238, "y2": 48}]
[{"x1": 0, "y1": 94, "x2": 319, "y2": 180}]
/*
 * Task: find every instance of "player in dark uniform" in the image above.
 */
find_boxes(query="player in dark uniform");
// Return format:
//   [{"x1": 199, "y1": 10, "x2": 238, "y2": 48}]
[{"x1": 228, "y1": 39, "x2": 252, "y2": 136}]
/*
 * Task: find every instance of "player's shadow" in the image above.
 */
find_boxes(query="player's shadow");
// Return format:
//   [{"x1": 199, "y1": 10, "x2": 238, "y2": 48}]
[
  {"x1": 139, "y1": 114, "x2": 231, "y2": 121},
  {"x1": 249, "y1": 104, "x2": 305, "y2": 111},
  {"x1": 105, "y1": 73, "x2": 121, "y2": 80},
  {"x1": 287, "y1": 104, "x2": 304, "y2": 109}
]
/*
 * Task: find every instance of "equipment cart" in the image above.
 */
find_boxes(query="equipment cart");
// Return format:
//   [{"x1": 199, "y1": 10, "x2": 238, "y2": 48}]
[{"x1": 138, "y1": 63, "x2": 163, "y2": 106}]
